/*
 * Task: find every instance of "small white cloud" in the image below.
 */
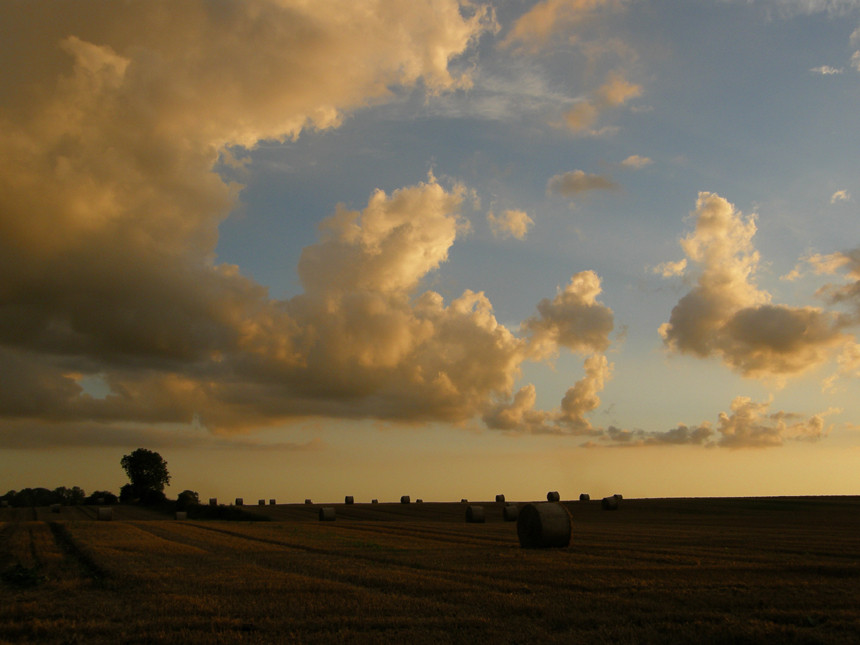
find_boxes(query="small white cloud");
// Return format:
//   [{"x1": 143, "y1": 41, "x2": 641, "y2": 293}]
[
  {"x1": 810, "y1": 65, "x2": 843, "y2": 75},
  {"x1": 831, "y1": 189, "x2": 851, "y2": 203},
  {"x1": 852, "y1": 51, "x2": 860, "y2": 72},
  {"x1": 620, "y1": 154, "x2": 653, "y2": 169},
  {"x1": 487, "y1": 209, "x2": 534, "y2": 240}
]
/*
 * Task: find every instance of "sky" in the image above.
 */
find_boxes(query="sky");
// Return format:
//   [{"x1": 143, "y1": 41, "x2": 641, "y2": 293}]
[{"x1": 2, "y1": 0, "x2": 859, "y2": 503}]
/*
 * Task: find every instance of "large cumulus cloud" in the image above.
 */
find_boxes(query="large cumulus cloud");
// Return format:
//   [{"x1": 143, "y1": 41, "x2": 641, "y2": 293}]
[
  {"x1": 0, "y1": 2, "x2": 620, "y2": 442},
  {"x1": 658, "y1": 192, "x2": 853, "y2": 378}
]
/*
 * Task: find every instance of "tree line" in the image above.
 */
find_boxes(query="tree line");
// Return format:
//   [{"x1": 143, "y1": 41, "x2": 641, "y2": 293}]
[{"x1": 1, "y1": 448, "x2": 199, "y2": 509}]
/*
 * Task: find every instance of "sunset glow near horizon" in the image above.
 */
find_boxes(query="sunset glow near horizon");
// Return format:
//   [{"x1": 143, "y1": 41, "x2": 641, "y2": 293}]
[{"x1": 2, "y1": 0, "x2": 859, "y2": 503}]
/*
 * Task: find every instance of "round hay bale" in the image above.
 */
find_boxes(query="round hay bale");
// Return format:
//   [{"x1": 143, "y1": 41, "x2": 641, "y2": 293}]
[
  {"x1": 400, "y1": 495, "x2": 410, "y2": 504},
  {"x1": 416, "y1": 499, "x2": 423, "y2": 504},
  {"x1": 503, "y1": 503, "x2": 519, "y2": 522},
  {"x1": 547, "y1": 491, "x2": 560, "y2": 502},
  {"x1": 495, "y1": 494, "x2": 506, "y2": 503},
  {"x1": 175, "y1": 511, "x2": 187, "y2": 520},
  {"x1": 304, "y1": 499, "x2": 313, "y2": 505},
  {"x1": 371, "y1": 499, "x2": 379, "y2": 504},
  {"x1": 579, "y1": 493, "x2": 590, "y2": 501},
  {"x1": 50, "y1": 503, "x2": 62, "y2": 513},
  {"x1": 269, "y1": 499, "x2": 276, "y2": 505},
  {"x1": 460, "y1": 498, "x2": 468, "y2": 503},
  {"x1": 601, "y1": 496, "x2": 619, "y2": 510},
  {"x1": 318, "y1": 507, "x2": 336, "y2": 521},
  {"x1": 235, "y1": 497, "x2": 244, "y2": 506},
  {"x1": 517, "y1": 502, "x2": 571, "y2": 548},
  {"x1": 614, "y1": 493, "x2": 623, "y2": 500},
  {"x1": 258, "y1": 499, "x2": 265, "y2": 506},
  {"x1": 209, "y1": 497, "x2": 217, "y2": 506},
  {"x1": 466, "y1": 505, "x2": 485, "y2": 523},
  {"x1": 97, "y1": 507, "x2": 113, "y2": 521},
  {"x1": 344, "y1": 496, "x2": 354, "y2": 505}
]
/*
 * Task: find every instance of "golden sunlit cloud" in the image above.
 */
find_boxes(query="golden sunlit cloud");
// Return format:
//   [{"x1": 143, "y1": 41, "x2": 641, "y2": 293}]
[
  {"x1": 658, "y1": 193, "x2": 854, "y2": 379},
  {"x1": 596, "y1": 396, "x2": 832, "y2": 449},
  {"x1": 487, "y1": 209, "x2": 535, "y2": 239},
  {"x1": 621, "y1": 154, "x2": 653, "y2": 169}
]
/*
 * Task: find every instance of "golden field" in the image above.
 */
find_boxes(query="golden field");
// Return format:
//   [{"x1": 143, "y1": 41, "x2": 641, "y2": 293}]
[{"x1": 2, "y1": 497, "x2": 859, "y2": 644}]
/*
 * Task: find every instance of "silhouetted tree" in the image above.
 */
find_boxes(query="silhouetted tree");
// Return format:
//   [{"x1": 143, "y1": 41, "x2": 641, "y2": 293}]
[
  {"x1": 86, "y1": 490, "x2": 118, "y2": 505},
  {"x1": 176, "y1": 490, "x2": 200, "y2": 510},
  {"x1": 120, "y1": 448, "x2": 170, "y2": 503}
]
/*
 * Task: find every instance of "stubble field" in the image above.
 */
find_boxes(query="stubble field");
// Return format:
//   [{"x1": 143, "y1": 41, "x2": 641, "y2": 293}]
[{"x1": 1, "y1": 496, "x2": 859, "y2": 644}]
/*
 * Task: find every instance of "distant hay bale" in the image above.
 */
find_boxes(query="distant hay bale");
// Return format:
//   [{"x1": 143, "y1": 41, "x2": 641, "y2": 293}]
[
  {"x1": 579, "y1": 493, "x2": 590, "y2": 501},
  {"x1": 466, "y1": 505, "x2": 485, "y2": 523},
  {"x1": 614, "y1": 494, "x2": 623, "y2": 500},
  {"x1": 461, "y1": 498, "x2": 468, "y2": 503},
  {"x1": 305, "y1": 499, "x2": 312, "y2": 505},
  {"x1": 235, "y1": 498, "x2": 243, "y2": 506},
  {"x1": 50, "y1": 504, "x2": 61, "y2": 513},
  {"x1": 495, "y1": 494, "x2": 505, "y2": 503},
  {"x1": 344, "y1": 496, "x2": 354, "y2": 505},
  {"x1": 547, "y1": 491, "x2": 560, "y2": 502},
  {"x1": 517, "y1": 502, "x2": 571, "y2": 548},
  {"x1": 503, "y1": 503, "x2": 519, "y2": 522},
  {"x1": 400, "y1": 495, "x2": 410, "y2": 504},
  {"x1": 258, "y1": 499, "x2": 265, "y2": 506},
  {"x1": 175, "y1": 511, "x2": 187, "y2": 520},
  {"x1": 269, "y1": 499, "x2": 276, "y2": 505},
  {"x1": 416, "y1": 499, "x2": 423, "y2": 504},
  {"x1": 209, "y1": 498, "x2": 217, "y2": 506},
  {"x1": 371, "y1": 499, "x2": 379, "y2": 504},
  {"x1": 601, "y1": 496, "x2": 619, "y2": 510},
  {"x1": 97, "y1": 507, "x2": 113, "y2": 521},
  {"x1": 318, "y1": 507, "x2": 336, "y2": 521}
]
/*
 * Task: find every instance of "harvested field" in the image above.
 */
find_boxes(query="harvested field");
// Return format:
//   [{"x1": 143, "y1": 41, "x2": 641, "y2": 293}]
[{"x1": 1, "y1": 496, "x2": 859, "y2": 643}]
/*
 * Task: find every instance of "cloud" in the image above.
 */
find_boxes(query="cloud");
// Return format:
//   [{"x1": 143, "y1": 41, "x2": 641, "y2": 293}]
[
  {"x1": 6, "y1": 1, "x2": 633, "y2": 442},
  {"x1": 524, "y1": 271, "x2": 615, "y2": 358},
  {"x1": 501, "y1": 0, "x2": 629, "y2": 51},
  {"x1": 597, "y1": 396, "x2": 831, "y2": 449},
  {"x1": 811, "y1": 65, "x2": 843, "y2": 74},
  {"x1": 658, "y1": 193, "x2": 853, "y2": 378},
  {"x1": 482, "y1": 353, "x2": 613, "y2": 435},
  {"x1": 547, "y1": 170, "x2": 618, "y2": 196},
  {"x1": 563, "y1": 72, "x2": 642, "y2": 133},
  {"x1": 620, "y1": 154, "x2": 653, "y2": 169},
  {"x1": 487, "y1": 209, "x2": 535, "y2": 239},
  {"x1": 830, "y1": 189, "x2": 851, "y2": 203}
]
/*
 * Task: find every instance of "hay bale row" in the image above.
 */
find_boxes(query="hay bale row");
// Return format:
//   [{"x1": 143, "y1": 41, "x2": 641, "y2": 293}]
[
  {"x1": 466, "y1": 505, "x2": 485, "y2": 523},
  {"x1": 517, "y1": 502, "x2": 570, "y2": 548},
  {"x1": 503, "y1": 503, "x2": 519, "y2": 522},
  {"x1": 318, "y1": 507, "x2": 336, "y2": 521}
]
